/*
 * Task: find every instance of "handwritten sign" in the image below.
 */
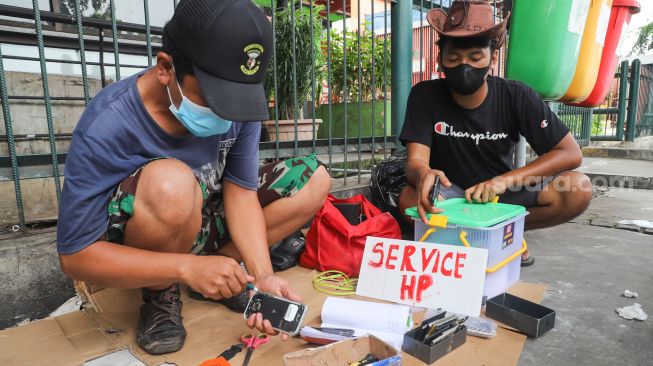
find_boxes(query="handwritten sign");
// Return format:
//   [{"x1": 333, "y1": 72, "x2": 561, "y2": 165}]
[{"x1": 356, "y1": 237, "x2": 488, "y2": 316}]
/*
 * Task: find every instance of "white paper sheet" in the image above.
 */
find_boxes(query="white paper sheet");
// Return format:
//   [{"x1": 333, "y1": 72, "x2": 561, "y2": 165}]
[{"x1": 319, "y1": 297, "x2": 411, "y2": 349}]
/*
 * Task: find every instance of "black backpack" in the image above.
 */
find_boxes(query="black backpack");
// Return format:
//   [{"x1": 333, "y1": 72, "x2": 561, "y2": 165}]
[{"x1": 370, "y1": 151, "x2": 410, "y2": 236}]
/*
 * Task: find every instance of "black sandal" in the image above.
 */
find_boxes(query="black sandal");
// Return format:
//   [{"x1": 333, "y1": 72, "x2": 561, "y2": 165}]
[
  {"x1": 188, "y1": 288, "x2": 250, "y2": 313},
  {"x1": 521, "y1": 249, "x2": 535, "y2": 267},
  {"x1": 270, "y1": 232, "x2": 306, "y2": 272}
]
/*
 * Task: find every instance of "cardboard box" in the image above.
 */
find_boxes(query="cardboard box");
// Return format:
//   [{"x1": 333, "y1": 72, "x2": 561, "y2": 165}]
[
  {"x1": 402, "y1": 324, "x2": 467, "y2": 364},
  {"x1": 283, "y1": 335, "x2": 401, "y2": 366}
]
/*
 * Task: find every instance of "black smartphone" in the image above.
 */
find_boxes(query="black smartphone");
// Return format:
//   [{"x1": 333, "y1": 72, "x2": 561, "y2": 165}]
[
  {"x1": 243, "y1": 291, "x2": 307, "y2": 335},
  {"x1": 429, "y1": 176, "x2": 441, "y2": 206},
  {"x1": 333, "y1": 202, "x2": 363, "y2": 225}
]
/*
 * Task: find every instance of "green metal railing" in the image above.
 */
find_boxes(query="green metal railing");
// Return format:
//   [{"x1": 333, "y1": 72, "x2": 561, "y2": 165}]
[
  {"x1": 32, "y1": 0, "x2": 62, "y2": 204},
  {"x1": 635, "y1": 62, "x2": 653, "y2": 138},
  {"x1": 556, "y1": 59, "x2": 651, "y2": 145},
  {"x1": 0, "y1": 0, "x2": 405, "y2": 231},
  {"x1": 557, "y1": 104, "x2": 621, "y2": 147},
  {"x1": 0, "y1": 45, "x2": 25, "y2": 230},
  {"x1": 555, "y1": 62, "x2": 621, "y2": 144},
  {"x1": 556, "y1": 104, "x2": 592, "y2": 147},
  {"x1": 0, "y1": 2, "x2": 165, "y2": 231}
]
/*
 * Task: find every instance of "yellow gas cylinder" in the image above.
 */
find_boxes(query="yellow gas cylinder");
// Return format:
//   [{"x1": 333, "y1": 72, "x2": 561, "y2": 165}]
[{"x1": 560, "y1": 0, "x2": 613, "y2": 102}]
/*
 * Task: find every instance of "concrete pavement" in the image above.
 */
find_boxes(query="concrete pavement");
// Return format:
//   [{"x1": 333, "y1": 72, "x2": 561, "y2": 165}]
[{"x1": 519, "y1": 187, "x2": 653, "y2": 366}]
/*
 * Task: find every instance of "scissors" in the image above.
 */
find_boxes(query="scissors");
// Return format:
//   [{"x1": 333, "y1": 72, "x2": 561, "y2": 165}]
[{"x1": 240, "y1": 333, "x2": 269, "y2": 366}]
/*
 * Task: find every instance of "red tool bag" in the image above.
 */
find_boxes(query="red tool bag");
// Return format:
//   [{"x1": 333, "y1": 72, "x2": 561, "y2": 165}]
[{"x1": 299, "y1": 194, "x2": 402, "y2": 277}]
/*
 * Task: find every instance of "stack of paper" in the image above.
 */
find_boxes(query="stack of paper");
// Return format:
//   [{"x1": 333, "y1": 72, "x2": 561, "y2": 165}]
[{"x1": 317, "y1": 297, "x2": 412, "y2": 349}]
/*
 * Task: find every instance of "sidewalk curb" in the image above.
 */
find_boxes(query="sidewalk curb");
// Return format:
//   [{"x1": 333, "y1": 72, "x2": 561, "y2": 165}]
[
  {"x1": 584, "y1": 172, "x2": 653, "y2": 190},
  {"x1": 582, "y1": 147, "x2": 653, "y2": 162}
]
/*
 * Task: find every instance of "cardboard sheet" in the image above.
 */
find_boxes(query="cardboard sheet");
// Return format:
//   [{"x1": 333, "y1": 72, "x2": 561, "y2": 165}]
[
  {"x1": 283, "y1": 335, "x2": 401, "y2": 366},
  {"x1": 0, "y1": 266, "x2": 547, "y2": 366}
]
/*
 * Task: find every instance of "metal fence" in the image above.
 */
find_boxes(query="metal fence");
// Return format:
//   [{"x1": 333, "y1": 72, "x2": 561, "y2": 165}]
[
  {"x1": 555, "y1": 104, "x2": 592, "y2": 147},
  {"x1": 2, "y1": 0, "x2": 641, "y2": 233},
  {"x1": 0, "y1": 0, "x2": 411, "y2": 231},
  {"x1": 555, "y1": 62, "x2": 625, "y2": 146},
  {"x1": 1, "y1": 1, "x2": 165, "y2": 231},
  {"x1": 556, "y1": 59, "x2": 653, "y2": 146},
  {"x1": 635, "y1": 62, "x2": 653, "y2": 138}
]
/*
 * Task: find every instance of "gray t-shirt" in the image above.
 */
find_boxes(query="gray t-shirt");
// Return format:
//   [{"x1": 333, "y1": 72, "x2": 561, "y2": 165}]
[{"x1": 57, "y1": 71, "x2": 260, "y2": 254}]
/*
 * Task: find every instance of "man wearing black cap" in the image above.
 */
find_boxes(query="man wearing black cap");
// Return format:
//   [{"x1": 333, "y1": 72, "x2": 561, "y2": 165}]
[
  {"x1": 398, "y1": 1, "x2": 592, "y2": 266},
  {"x1": 56, "y1": 0, "x2": 330, "y2": 355}
]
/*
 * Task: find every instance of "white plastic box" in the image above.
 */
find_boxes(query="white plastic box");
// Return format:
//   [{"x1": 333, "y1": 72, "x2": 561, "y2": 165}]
[{"x1": 413, "y1": 212, "x2": 527, "y2": 300}]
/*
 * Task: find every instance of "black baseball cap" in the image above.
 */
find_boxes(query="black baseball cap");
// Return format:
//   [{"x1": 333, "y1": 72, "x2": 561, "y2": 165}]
[{"x1": 164, "y1": 0, "x2": 273, "y2": 121}]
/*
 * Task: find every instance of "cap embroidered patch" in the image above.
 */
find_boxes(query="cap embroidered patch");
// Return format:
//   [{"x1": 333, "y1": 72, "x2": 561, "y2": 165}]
[
  {"x1": 541, "y1": 120, "x2": 549, "y2": 128},
  {"x1": 241, "y1": 44, "x2": 264, "y2": 76}
]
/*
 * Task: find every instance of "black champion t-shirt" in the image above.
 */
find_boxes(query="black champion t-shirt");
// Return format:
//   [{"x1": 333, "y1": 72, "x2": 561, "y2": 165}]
[{"x1": 399, "y1": 76, "x2": 569, "y2": 189}]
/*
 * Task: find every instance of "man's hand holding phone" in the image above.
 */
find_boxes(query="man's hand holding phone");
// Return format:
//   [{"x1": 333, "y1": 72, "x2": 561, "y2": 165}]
[
  {"x1": 417, "y1": 169, "x2": 452, "y2": 224},
  {"x1": 244, "y1": 274, "x2": 303, "y2": 341}
]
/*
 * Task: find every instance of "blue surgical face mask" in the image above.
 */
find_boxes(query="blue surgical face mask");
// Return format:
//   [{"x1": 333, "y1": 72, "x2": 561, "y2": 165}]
[{"x1": 167, "y1": 80, "x2": 233, "y2": 137}]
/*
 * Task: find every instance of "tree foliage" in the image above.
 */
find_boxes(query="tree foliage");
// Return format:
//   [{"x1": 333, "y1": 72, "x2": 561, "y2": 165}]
[
  {"x1": 264, "y1": 3, "x2": 325, "y2": 120},
  {"x1": 328, "y1": 24, "x2": 391, "y2": 103},
  {"x1": 630, "y1": 21, "x2": 653, "y2": 57},
  {"x1": 59, "y1": 0, "x2": 110, "y2": 20}
]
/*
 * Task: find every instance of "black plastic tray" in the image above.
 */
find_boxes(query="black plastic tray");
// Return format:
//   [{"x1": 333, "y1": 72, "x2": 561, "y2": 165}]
[
  {"x1": 403, "y1": 323, "x2": 467, "y2": 364},
  {"x1": 485, "y1": 293, "x2": 555, "y2": 338}
]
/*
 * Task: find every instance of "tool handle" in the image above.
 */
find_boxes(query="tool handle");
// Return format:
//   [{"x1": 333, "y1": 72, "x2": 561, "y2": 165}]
[
  {"x1": 218, "y1": 344, "x2": 244, "y2": 360},
  {"x1": 198, "y1": 357, "x2": 231, "y2": 366}
]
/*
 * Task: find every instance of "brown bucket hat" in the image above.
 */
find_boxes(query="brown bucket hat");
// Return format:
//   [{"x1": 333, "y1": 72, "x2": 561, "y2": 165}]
[{"x1": 427, "y1": 0, "x2": 510, "y2": 46}]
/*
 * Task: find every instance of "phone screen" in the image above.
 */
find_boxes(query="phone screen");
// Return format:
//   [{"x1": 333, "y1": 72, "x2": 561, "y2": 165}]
[{"x1": 243, "y1": 291, "x2": 307, "y2": 335}]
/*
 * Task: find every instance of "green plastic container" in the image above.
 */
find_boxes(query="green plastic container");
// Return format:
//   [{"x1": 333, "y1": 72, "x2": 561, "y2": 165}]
[
  {"x1": 404, "y1": 198, "x2": 526, "y2": 228},
  {"x1": 405, "y1": 198, "x2": 528, "y2": 299},
  {"x1": 506, "y1": 0, "x2": 590, "y2": 100}
]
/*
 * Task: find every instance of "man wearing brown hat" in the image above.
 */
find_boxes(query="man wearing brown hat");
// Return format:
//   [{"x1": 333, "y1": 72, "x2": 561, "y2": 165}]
[
  {"x1": 399, "y1": 1, "x2": 592, "y2": 266},
  {"x1": 56, "y1": 0, "x2": 330, "y2": 355}
]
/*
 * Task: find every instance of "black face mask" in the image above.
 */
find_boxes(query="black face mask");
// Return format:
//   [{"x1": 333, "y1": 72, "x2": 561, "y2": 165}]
[{"x1": 441, "y1": 62, "x2": 490, "y2": 96}]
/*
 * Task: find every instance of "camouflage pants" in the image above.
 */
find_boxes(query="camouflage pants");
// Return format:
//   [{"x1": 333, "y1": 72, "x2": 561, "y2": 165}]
[{"x1": 106, "y1": 154, "x2": 322, "y2": 254}]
